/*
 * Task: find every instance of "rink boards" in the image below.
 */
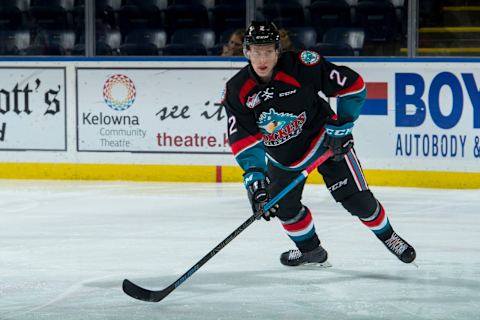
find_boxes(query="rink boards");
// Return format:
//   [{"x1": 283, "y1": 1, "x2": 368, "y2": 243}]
[{"x1": 0, "y1": 56, "x2": 479, "y2": 188}]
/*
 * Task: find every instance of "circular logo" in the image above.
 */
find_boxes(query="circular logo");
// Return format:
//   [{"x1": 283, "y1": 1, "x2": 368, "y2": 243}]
[
  {"x1": 103, "y1": 74, "x2": 136, "y2": 111},
  {"x1": 299, "y1": 50, "x2": 320, "y2": 66}
]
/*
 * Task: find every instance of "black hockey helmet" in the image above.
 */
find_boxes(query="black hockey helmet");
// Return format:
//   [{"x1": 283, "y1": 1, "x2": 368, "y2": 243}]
[{"x1": 244, "y1": 21, "x2": 280, "y2": 50}]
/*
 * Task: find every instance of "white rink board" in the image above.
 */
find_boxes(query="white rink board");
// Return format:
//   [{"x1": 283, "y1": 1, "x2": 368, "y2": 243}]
[
  {"x1": 351, "y1": 62, "x2": 480, "y2": 172},
  {"x1": 77, "y1": 68, "x2": 237, "y2": 153},
  {"x1": 0, "y1": 67, "x2": 66, "y2": 151},
  {"x1": 0, "y1": 58, "x2": 478, "y2": 173}
]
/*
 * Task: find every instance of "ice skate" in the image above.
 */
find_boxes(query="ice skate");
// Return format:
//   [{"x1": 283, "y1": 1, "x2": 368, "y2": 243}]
[
  {"x1": 280, "y1": 245, "x2": 331, "y2": 267},
  {"x1": 383, "y1": 232, "x2": 416, "y2": 263}
]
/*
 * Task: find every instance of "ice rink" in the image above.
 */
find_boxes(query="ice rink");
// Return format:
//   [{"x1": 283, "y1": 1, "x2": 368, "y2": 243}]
[{"x1": 0, "y1": 179, "x2": 479, "y2": 320}]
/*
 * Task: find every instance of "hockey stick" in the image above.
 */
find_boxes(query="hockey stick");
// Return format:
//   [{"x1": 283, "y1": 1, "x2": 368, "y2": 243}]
[{"x1": 123, "y1": 149, "x2": 334, "y2": 302}]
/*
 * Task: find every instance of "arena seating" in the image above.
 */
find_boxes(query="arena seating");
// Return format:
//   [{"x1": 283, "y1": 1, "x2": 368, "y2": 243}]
[
  {"x1": 0, "y1": 29, "x2": 31, "y2": 55},
  {"x1": 0, "y1": 0, "x2": 411, "y2": 56}
]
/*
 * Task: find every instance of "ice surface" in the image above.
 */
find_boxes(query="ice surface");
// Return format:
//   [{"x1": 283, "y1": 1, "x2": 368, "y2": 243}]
[{"x1": 0, "y1": 180, "x2": 479, "y2": 320}]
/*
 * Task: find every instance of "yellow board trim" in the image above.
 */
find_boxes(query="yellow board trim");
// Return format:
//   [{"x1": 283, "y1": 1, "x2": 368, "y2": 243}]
[
  {"x1": 1, "y1": 162, "x2": 480, "y2": 189},
  {"x1": 419, "y1": 27, "x2": 480, "y2": 33},
  {"x1": 0, "y1": 163, "x2": 217, "y2": 182}
]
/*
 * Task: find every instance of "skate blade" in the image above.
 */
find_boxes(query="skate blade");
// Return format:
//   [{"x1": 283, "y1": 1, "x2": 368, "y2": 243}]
[{"x1": 298, "y1": 260, "x2": 332, "y2": 269}]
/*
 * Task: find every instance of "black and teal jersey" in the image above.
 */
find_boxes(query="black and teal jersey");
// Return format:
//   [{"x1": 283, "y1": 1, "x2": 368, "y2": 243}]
[{"x1": 223, "y1": 50, "x2": 366, "y2": 172}]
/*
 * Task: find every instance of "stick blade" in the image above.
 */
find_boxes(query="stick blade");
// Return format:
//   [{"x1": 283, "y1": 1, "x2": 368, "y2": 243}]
[{"x1": 122, "y1": 279, "x2": 168, "y2": 302}]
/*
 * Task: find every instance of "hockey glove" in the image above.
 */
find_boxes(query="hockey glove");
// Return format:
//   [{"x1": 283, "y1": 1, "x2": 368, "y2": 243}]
[
  {"x1": 323, "y1": 119, "x2": 354, "y2": 161},
  {"x1": 244, "y1": 169, "x2": 279, "y2": 221}
]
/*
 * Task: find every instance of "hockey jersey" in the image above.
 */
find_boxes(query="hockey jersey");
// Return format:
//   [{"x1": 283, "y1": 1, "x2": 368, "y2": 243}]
[{"x1": 223, "y1": 50, "x2": 366, "y2": 173}]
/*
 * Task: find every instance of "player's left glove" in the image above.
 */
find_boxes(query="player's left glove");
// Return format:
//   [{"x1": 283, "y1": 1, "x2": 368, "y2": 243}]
[
  {"x1": 323, "y1": 118, "x2": 354, "y2": 161},
  {"x1": 244, "y1": 169, "x2": 279, "y2": 221}
]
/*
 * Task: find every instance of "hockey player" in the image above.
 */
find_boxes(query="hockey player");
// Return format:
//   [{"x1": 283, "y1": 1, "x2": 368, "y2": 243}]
[{"x1": 222, "y1": 21, "x2": 416, "y2": 267}]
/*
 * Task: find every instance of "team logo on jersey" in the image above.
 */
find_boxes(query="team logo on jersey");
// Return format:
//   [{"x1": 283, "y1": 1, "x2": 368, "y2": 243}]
[
  {"x1": 246, "y1": 87, "x2": 274, "y2": 108},
  {"x1": 260, "y1": 87, "x2": 274, "y2": 101},
  {"x1": 246, "y1": 92, "x2": 261, "y2": 108},
  {"x1": 299, "y1": 50, "x2": 320, "y2": 66},
  {"x1": 257, "y1": 108, "x2": 306, "y2": 146}
]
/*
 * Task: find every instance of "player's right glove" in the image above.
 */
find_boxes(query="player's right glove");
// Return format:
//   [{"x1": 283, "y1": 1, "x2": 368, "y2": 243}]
[
  {"x1": 323, "y1": 118, "x2": 354, "y2": 161},
  {"x1": 244, "y1": 169, "x2": 279, "y2": 221}
]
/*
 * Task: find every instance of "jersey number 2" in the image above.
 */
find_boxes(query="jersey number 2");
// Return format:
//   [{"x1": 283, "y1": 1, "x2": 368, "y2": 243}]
[
  {"x1": 228, "y1": 115, "x2": 237, "y2": 135},
  {"x1": 330, "y1": 70, "x2": 347, "y2": 87}
]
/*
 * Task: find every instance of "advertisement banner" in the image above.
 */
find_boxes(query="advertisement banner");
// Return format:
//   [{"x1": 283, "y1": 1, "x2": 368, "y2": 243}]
[
  {"x1": 76, "y1": 61, "x2": 480, "y2": 172},
  {"x1": 77, "y1": 68, "x2": 237, "y2": 154},
  {"x1": 0, "y1": 67, "x2": 66, "y2": 151},
  {"x1": 351, "y1": 62, "x2": 480, "y2": 172}
]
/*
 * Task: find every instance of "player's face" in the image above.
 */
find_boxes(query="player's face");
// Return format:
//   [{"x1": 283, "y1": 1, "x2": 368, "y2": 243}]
[{"x1": 248, "y1": 44, "x2": 279, "y2": 82}]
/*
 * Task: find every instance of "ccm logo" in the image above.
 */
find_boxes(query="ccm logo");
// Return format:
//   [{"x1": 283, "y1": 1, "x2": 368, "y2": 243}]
[
  {"x1": 326, "y1": 127, "x2": 353, "y2": 137},
  {"x1": 328, "y1": 178, "x2": 348, "y2": 192},
  {"x1": 279, "y1": 89, "x2": 297, "y2": 97}
]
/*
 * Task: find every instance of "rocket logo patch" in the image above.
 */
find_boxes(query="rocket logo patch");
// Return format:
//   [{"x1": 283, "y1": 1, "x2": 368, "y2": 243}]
[{"x1": 257, "y1": 108, "x2": 306, "y2": 146}]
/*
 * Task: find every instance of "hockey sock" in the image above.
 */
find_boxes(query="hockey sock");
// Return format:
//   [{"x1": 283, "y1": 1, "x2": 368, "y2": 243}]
[
  {"x1": 359, "y1": 201, "x2": 394, "y2": 241},
  {"x1": 280, "y1": 206, "x2": 320, "y2": 252}
]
